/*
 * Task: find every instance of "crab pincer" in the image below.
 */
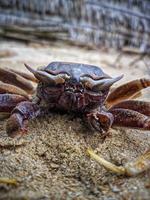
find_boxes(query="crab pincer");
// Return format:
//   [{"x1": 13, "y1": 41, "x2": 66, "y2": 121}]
[
  {"x1": 6, "y1": 101, "x2": 41, "y2": 137},
  {"x1": 86, "y1": 111, "x2": 114, "y2": 133}
]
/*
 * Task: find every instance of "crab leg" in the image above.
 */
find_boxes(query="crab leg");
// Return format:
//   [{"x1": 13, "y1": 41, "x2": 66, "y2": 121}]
[
  {"x1": 0, "y1": 93, "x2": 28, "y2": 119},
  {"x1": 6, "y1": 101, "x2": 41, "y2": 137},
  {"x1": 106, "y1": 78, "x2": 150, "y2": 108},
  {"x1": 0, "y1": 94, "x2": 27, "y2": 113},
  {"x1": 0, "y1": 113, "x2": 10, "y2": 120},
  {"x1": 109, "y1": 108, "x2": 150, "y2": 130},
  {"x1": 87, "y1": 149, "x2": 150, "y2": 176},
  {"x1": 110, "y1": 100, "x2": 150, "y2": 116},
  {"x1": 131, "y1": 91, "x2": 142, "y2": 99},
  {"x1": 0, "y1": 68, "x2": 35, "y2": 94},
  {"x1": 0, "y1": 81, "x2": 29, "y2": 98}
]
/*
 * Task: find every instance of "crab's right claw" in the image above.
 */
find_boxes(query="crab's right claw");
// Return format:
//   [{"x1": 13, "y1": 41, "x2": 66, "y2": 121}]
[{"x1": 87, "y1": 149, "x2": 150, "y2": 176}]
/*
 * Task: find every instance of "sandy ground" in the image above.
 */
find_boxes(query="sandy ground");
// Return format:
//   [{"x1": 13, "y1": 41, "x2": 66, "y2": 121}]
[{"x1": 0, "y1": 40, "x2": 150, "y2": 200}]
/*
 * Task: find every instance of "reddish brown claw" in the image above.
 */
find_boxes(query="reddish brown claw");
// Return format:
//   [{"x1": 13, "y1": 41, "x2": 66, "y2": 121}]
[
  {"x1": 6, "y1": 113, "x2": 28, "y2": 137},
  {"x1": 6, "y1": 101, "x2": 40, "y2": 137},
  {"x1": 86, "y1": 111, "x2": 114, "y2": 134}
]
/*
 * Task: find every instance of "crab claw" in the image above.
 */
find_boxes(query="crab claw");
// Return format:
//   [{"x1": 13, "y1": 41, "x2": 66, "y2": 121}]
[
  {"x1": 6, "y1": 101, "x2": 40, "y2": 138},
  {"x1": 6, "y1": 113, "x2": 28, "y2": 137},
  {"x1": 87, "y1": 148, "x2": 150, "y2": 176}
]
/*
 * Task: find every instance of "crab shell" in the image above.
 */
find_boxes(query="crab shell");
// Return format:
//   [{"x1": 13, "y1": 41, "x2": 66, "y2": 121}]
[{"x1": 26, "y1": 62, "x2": 123, "y2": 112}]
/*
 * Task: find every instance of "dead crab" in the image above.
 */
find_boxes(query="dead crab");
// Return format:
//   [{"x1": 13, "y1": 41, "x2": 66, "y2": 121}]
[{"x1": 0, "y1": 62, "x2": 150, "y2": 176}]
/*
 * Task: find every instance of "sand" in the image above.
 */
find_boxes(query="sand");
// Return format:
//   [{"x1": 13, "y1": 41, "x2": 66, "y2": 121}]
[{"x1": 0, "y1": 40, "x2": 150, "y2": 200}]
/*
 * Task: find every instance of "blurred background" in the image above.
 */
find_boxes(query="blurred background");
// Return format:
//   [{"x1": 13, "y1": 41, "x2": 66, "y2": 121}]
[
  {"x1": 0, "y1": 0, "x2": 149, "y2": 72},
  {"x1": 0, "y1": 0, "x2": 150, "y2": 80},
  {"x1": 0, "y1": 1, "x2": 150, "y2": 200},
  {"x1": 0, "y1": 0, "x2": 150, "y2": 51},
  {"x1": 0, "y1": 0, "x2": 150, "y2": 79}
]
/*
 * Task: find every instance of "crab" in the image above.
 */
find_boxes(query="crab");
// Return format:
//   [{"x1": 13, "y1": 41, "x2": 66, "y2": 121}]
[{"x1": 0, "y1": 62, "x2": 150, "y2": 176}]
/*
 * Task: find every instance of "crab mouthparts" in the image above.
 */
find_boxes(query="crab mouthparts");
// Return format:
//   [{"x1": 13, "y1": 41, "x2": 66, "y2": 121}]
[{"x1": 65, "y1": 83, "x2": 84, "y2": 94}]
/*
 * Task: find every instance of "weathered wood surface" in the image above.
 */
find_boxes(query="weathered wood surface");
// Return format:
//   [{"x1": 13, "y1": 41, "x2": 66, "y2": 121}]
[{"x1": 0, "y1": 0, "x2": 150, "y2": 52}]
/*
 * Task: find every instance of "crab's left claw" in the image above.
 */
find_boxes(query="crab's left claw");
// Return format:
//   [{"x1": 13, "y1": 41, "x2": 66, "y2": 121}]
[{"x1": 87, "y1": 149, "x2": 150, "y2": 176}]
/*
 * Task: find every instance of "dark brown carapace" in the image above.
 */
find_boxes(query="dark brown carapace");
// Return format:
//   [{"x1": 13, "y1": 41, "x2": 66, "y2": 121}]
[{"x1": 0, "y1": 61, "x2": 150, "y2": 176}]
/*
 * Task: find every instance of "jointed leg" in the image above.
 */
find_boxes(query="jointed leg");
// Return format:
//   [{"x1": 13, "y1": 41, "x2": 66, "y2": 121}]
[
  {"x1": 0, "y1": 94, "x2": 27, "y2": 113},
  {"x1": 0, "y1": 66, "x2": 38, "y2": 120},
  {"x1": 110, "y1": 100, "x2": 150, "y2": 117},
  {"x1": 106, "y1": 78, "x2": 150, "y2": 108},
  {"x1": 0, "y1": 80, "x2": 31, "y2": 120},
  {"x1": 0, "y1": 68, "x2": 35, "y2": 94},
  {"x1": 0, "y1": 81, "x2": 29, "y2": 98},
  {"x1": 109, "y1": 108, "x2": 150, "y2": 130},
  {"x1": 0, "y1": 90, "x2": 28, "y2": 119}
]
